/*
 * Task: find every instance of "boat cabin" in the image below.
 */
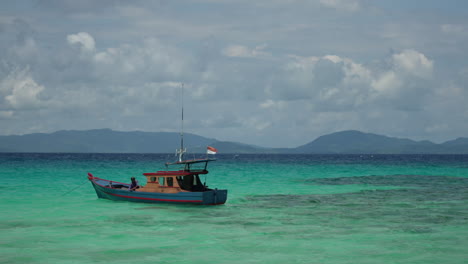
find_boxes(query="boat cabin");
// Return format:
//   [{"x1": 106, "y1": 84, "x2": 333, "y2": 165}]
[{"x1": 139, "y1": 158, "x2": 215, "y2": 193}]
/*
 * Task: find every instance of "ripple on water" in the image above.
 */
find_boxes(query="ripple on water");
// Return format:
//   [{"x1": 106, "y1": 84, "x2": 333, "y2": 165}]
[{"x1": 239, "y1": 175, "x2": 468, "y2": 234}]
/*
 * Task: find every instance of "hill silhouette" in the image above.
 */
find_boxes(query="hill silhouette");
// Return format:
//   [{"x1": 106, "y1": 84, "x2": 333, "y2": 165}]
[{"x1": 0, "y1": 129, "x2": 467, "y2": 154}]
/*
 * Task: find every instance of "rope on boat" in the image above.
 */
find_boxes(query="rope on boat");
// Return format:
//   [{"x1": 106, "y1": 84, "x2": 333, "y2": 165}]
[{"x1": 60, "y1": 181, "x2": 88, "y2": 196}]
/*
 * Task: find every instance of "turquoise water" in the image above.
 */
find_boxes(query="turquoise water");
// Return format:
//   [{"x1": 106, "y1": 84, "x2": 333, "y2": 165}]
[{"x1": 1, "y1": 154, "x2": 467, "y2": 263}]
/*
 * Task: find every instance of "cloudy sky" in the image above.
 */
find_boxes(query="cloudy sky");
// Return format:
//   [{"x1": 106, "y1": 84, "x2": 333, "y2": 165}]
[{"x1": 1, "y1": 0, "x2": 468, "y2": 147}]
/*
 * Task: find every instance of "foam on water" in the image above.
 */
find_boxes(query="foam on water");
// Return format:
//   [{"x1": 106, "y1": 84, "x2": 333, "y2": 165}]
[{"x1": 1, "y1": 154, "x2": 467, "y2": 263}]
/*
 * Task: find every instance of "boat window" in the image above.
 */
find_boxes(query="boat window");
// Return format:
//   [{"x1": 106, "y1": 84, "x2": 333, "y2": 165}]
[
  {"x1": 176, "y1": 174, "x2": 205, "y2": 191},
  {"x1": 167, "y1": 177, "x2": 173, "y2": 187},
  {"x1": 159, "y1": 177, "x2": 165, "y2": 186},
  {"x1": 150, "y1": 177, "x2": 156, "y2": 182}
]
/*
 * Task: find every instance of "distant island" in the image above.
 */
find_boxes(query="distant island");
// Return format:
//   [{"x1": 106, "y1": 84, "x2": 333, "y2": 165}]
[{"x1": 0, "y1": 129, "x2": 467, "y2": 154}]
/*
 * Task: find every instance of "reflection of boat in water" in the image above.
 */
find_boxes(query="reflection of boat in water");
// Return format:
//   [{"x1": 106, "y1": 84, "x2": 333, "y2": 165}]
[
  {"x1": 87, "y1": 156, "x2": 227, "y2": 205},
  {"x1": 88, "y1": 84, "x2": 227, "y2": 205}
]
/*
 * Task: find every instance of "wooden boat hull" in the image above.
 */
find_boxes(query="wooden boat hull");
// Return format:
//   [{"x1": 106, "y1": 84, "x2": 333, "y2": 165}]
[{"x1": 89, "y1": 176, "x2": 227, "y2": 205}]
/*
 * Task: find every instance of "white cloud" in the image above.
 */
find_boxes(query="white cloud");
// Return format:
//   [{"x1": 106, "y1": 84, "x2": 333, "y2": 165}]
[
  {"x1": 371, "y1": 71, "x2": 402, "y2": 95},
  {"x1": 270, "y1": 54, "x2": 371, "y2": 108},
  {"x1": 0, "y1": 67, "x2": 45, "y2": 110},
  {"x1": 259, "y1": 99, "x2": 286, "y2": 110},
  {"x1": 93, "y1": 48, "x2": 118, "y2": 64},
  {"x1": 392, "y1": 49, "x2": 433, "y2": 79},
  {"x1": 67, "y1": 32, "x2": 96, "y2": 52},
  {"x1": 268, "y1": 49, "x2": 435, "y2": 113},
  {"x1": 284, "y1": 55, "x2": 319, "y2": 71},
  {"x1": 221, "y1": 44, "x2": 269, "y2": 58},
  {"x1": 90, "y1": 37, "x2": 191, "y2": 80}
]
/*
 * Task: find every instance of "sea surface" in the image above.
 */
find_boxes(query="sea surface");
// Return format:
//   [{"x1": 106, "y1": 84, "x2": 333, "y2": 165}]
[{"x1": 1, "y1": 153, "x2": 467, "y2": 264}]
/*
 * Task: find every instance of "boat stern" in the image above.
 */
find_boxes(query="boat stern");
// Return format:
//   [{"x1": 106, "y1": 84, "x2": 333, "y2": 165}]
[{"x1": 202, "y1": 189, "x2": 228, "y2": 205}]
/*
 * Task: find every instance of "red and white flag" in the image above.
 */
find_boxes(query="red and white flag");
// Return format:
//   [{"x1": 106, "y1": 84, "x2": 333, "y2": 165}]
[{"x1": 206, "y1": 146, "x2": 218, "y2": 155}]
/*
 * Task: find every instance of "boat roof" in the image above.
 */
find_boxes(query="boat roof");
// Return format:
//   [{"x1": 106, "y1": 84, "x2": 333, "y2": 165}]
[
  {"x1": 143, "y1": 158, "x2": 215, "y2": 177},
  {"x1": 165, "y1": 158, "x2": 216, "y2": 166},
  {"x1": 143, "y1": 170, "x2": 207, "y2": 177}
]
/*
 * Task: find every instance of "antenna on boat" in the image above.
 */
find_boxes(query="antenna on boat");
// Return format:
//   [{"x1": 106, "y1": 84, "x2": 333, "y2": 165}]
[{"x1": 176, "y1": 83, "x2": 186, "y2": 162}]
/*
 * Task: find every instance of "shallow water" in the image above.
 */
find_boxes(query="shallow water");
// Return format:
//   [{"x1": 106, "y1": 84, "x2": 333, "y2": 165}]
[{"x1": 1, "y1": 154, "x2": 467, "y2": 263}]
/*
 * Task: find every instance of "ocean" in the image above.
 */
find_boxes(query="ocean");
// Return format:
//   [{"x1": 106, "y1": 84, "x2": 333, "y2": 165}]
[{"x1": 1, "y1": 153, "x2": 467, "y2": 264}]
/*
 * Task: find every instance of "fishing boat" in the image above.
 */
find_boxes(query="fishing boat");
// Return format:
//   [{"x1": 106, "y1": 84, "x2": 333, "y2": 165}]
[
  {"x1": 87, "y1": 85, "x2": 228, "y2": 205},
  {"x1": 87, "y1": 155, "x2": 227, "y2": 205}
]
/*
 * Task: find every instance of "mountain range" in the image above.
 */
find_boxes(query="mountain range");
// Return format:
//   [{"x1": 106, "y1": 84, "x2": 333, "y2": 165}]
[{"x1": 0, "y1": 129, "x2": 467, "y2": 154}]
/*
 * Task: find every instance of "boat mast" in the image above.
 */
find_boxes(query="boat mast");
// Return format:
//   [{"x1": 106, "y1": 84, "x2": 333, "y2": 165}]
[{"x1": 176, "y1": 83, "x2": 186, "y2": 162}]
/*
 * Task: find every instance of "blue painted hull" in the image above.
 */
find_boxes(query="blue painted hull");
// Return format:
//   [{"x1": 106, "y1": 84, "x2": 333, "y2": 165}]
[{"x1": 89, "y1": 178, "x2": 227, "y2": 205}]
